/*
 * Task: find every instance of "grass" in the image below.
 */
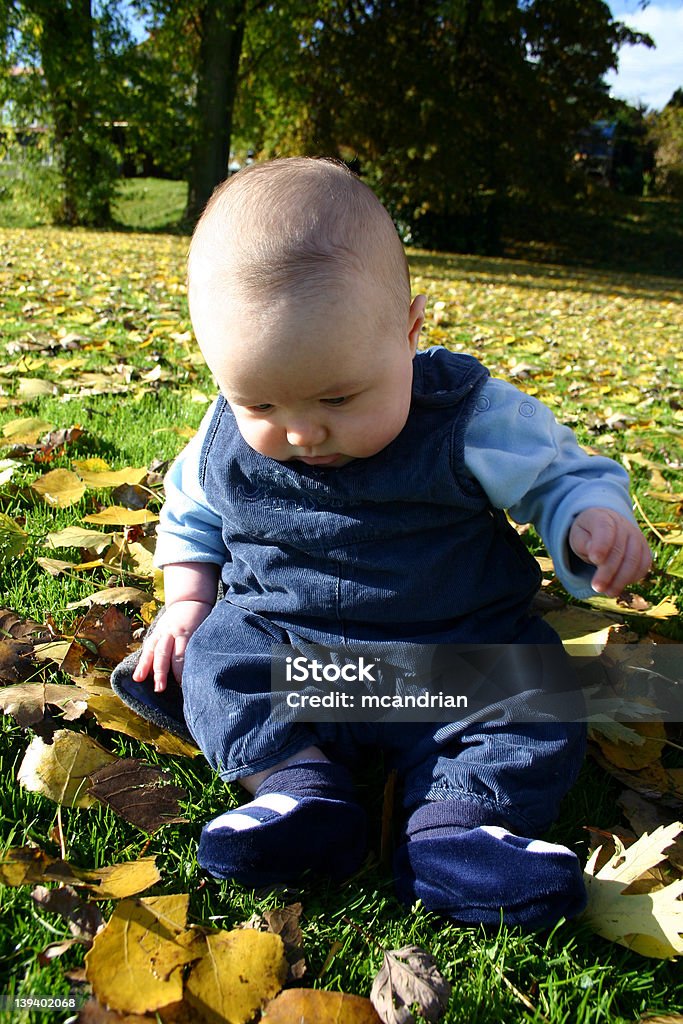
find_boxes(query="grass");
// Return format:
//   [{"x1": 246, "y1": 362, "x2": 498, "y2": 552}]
[
  {"x1": 0, "y1": 192, "x2": 682, "y2": 1022},
  {"x1": 111, "y1": 178, "x2": 189, "y2": 233}
]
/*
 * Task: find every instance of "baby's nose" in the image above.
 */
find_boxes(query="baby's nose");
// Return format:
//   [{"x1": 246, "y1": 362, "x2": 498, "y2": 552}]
[{"x1": 286, "y1": 419, "x2": 327, "y2": 448}]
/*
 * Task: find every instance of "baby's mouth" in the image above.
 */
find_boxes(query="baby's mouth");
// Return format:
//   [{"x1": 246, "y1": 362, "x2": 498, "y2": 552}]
[{"x1": 295, "y1": 453, "x2": 343, "y2": 466}]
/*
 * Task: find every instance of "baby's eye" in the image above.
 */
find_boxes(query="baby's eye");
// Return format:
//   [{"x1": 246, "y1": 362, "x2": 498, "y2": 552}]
[
  {"x1": 250, "y1": 403, "x2": 273, "y2": 412},
  {"x1": 322, "y1": 396, "x2": 348, "y2": 406}
]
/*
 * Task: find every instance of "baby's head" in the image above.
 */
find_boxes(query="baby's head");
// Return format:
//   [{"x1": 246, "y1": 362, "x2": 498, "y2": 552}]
[{"x1": 188, "y1": 157, "x2": 425, "y2": 467}]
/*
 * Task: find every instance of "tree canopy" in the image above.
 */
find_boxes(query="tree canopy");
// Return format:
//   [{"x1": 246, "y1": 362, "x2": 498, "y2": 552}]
[{"x1": 0, "y1": 0, "x2": 655, "y2": 236}]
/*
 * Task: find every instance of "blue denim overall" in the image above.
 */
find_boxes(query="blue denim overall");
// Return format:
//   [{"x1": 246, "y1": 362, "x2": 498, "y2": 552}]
[{"x1": 182, "y1": 349, "x2": 585, "y2": 835}]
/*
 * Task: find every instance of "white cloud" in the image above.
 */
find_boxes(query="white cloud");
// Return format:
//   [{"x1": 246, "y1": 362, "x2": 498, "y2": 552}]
[{"x1": 606, "y1": 3, "x2": 683, "y2": 109}]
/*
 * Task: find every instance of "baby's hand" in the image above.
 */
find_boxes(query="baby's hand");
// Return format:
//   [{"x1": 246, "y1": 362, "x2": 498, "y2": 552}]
[
  {"x1": 132, "y1": 600, "x2": 213, "y2": 692},
  {"x1": 568, "y1": 507, "x2": 652, "y2": 597}
]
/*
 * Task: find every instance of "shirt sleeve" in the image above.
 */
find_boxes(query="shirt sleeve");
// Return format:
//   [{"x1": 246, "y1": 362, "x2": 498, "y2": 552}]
[
  {"x1": 463, "y1": 378, "x2": 636, "y2": 598},
  {"x1": 153, "y1": 401, "x2": 228, "y2": 569}
]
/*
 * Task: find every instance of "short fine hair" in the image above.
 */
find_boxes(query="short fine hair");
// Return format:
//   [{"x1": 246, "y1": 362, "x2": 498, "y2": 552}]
[{"x1": 188, "y1": 157, "x2": 410, "y2": 323}]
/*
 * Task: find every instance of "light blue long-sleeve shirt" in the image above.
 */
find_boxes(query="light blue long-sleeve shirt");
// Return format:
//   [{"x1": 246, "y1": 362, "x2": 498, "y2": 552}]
[{"x1": 154, "y1": 376, "x2": 635, "y2": 600}]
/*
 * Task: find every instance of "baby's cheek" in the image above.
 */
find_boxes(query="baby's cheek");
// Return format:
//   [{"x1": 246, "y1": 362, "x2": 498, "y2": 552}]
[{"x1": 234, "y1": 418, "x2": 271, "y2": 457}]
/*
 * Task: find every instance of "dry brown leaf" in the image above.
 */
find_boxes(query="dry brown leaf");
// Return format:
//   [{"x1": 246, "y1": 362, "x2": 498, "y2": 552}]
[
  {"x1": 0, "y1": 607, "x2": 51, "y2": 640},
  {"x1": 263, "y1": 989, "x2": 383, "y2": 1023},
  {"x1": 88, "y1": 758, "x2": 188, "y2": 831},
  {"x1": 38, "y1": 938, "x2": 80, "y2": 963},
  {"x1": 18, "y1": 729, "x2": 118, "y2": 808},
  {"x1": 637, "y1": 1015, "x2": 683, "y2": 1023},
  {"x1": 584, "y1": 822, "x2": 683, "y2": 959},
  {"x1": 618, "y1": 792, "x2": 683, "y2": 872},
  {"x1": 31, "y1": 883, "x2": 105, "y2": 944},
  {"x1": 588, "y1": 746, "x2": 683, "y2": 810},
  {"x1": 0, "y1": 681, "x2": 89, "y2": 726},
  {"x1": 262, "y1": 902, "x2": 306, "y2": 980},
  {"x1": 85, "y1": 895, "x2": 191, "y2": 1014},
  {"x1": 32, "y1": 638, "x2": 91, "y2": 677},
  {"x1": 0, "y1": 639, "x2": 38, "y2": 683},
  {"x1": 185, "y1": 929, "x2": 287, "y2": 1024},
  {"x1": 370, "y1": 946, "x2": 452, "y2": 1024},
  {"x1": 76, "y1": 605, "x2": 134, "y2": 665},
  {"x1": 77, "y1": 999, "x2": 153, "y2": 1023}
]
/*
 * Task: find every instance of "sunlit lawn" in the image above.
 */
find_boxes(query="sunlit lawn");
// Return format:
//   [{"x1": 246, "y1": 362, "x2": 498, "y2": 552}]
[{"x1": 0, "y1": 218, "x2": 682, "y2": 1022}]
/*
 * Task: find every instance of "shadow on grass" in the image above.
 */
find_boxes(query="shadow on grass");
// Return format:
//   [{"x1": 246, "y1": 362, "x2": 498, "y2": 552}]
[{"x1": 501, "y1": 194, "x2": 683, "y2": 282}]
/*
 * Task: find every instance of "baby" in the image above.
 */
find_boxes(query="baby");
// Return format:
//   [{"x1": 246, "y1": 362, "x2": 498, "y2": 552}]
[{"x1": 125, "y1": 157, "x2": 651, "y2": 928}]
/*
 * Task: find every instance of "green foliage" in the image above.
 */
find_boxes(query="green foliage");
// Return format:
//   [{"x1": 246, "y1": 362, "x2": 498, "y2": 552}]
[
  {"x1": 0, "y1": 0, "x2": 136, "y2": 226},
  {"x1": 648, "y1": 99, "x2": 683, "y2": 198},
  {"x1": 237, "y1": 0, "x2": 653, "y2": 253},
  {"x1": 0, "y1": 0, "x2": 659, "y2": 243},
  {"x1": 0, "y1": 160, "x2": 61, "y2": 227}
]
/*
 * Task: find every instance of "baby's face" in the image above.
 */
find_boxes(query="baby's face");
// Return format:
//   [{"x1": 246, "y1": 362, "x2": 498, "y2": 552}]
[{"x1": 193, "y1": 277, "x2": 425, "y2": 468}]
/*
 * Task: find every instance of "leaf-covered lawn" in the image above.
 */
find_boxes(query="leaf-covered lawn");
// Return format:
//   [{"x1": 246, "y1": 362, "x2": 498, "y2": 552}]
[{"x1": 1, "y1": 226, "x2": 682, "y2": 1023}]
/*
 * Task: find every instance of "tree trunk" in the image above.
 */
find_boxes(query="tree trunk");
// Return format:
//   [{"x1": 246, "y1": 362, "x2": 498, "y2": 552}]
[
  {"x1": 185, "y1": 0, "x2": 247, "y2": 224},
  {"x1": 33, "y1": 0, "x2": 112, "y2": 226}
]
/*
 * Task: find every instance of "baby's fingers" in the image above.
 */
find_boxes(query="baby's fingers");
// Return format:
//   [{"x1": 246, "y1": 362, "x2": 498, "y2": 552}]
[
  {"x1": 170, "y1": 635, "x2": 189, "y2": 686},
  {"x1": 132, "y1": 641, "x2": 156, "y2": 684},
  {"x1": 592, "y1": 531, "x2": 652, "y2": 596},
  {"x1": 149, "y1": 633, "x2": 176, "y2": 693}
]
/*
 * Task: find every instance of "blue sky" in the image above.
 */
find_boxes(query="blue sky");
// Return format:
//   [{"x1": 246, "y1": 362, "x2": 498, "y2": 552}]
[{"x1": 606, "y1": 0, "x2": 683, "y2": 109}]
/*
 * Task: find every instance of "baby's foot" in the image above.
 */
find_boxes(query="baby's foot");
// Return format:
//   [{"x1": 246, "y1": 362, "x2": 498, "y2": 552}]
[
  {"x1": 198, "y1": 761, "x2": 367, "y2": 886},
  {"x1": 394, "y1": 801, "x2": 586, "y2": 929}
]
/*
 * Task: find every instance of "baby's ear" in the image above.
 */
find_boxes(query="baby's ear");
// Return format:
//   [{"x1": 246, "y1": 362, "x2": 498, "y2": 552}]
[{"x1": 408, "y1": 294, "x2": 427, "y2": 351}]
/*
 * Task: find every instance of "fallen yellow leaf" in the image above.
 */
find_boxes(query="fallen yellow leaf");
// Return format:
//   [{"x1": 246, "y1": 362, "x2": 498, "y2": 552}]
[
  {"x1": 543, "y1": 606, "x2": 620, "y2": 656},
  {"x1": 584, "y1": 822, "x2": 683, "y2": 959},
  {"x1": 47, "y1": 525, "x2": 113, "y2": 553},
  {"x1": 67, "y1": 585, "x2": 150, "y2": 610},
  {"x1": 0, "y1": 846, "x2": 56, "y2": 886},
  {"x1": 84, "y1": 507, "x2": 158, "y2": 526},
  {"x1": 86, "y1": 690, "x2": 199, "y2": 758},
  {"x1": 17, "y1": 729, "x2": 118, "y2": 808},
  {"x1": 86, "y1": 894, "x2": 191, "y2": 1013},
  {"x1": 185, "y1": 929, "x2": 287, "y2": 1024},
  {"x1": 31, "y1": 468, "x2": 86, "y2": 508},
  {"x1": 1, "y1": 417, "x2": 52, "y2": 445},
  {"x1": 263, "y1": 989, "x2": 382, "y2": 1023},
  {"x1": 77, "y1": 466, "x2": 149, "y2": 488},
  {"x1": 588, "y1": 596, "x2": 678, "y2": 619},
  {"x1": 0, "y1": 846, "x2": 161, "y2": 898},
  {"x1": 590, "y1": 721, "x2": 668, "y2": 771},
  {"x1": 0, "y1": 512, "x2": 28, "y2": 559},
  {"x1": 46, "y1": 856, "x2": 162, "y2": 899}
]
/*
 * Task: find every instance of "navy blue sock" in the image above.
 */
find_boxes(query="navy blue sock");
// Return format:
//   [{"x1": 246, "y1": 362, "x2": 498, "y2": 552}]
[
  {"x1": 394, "y1": 802, "x2": 586, "y2": 930},
  {"x1": 198, "y1": 761, "x2": 367, "y2": 886}
]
